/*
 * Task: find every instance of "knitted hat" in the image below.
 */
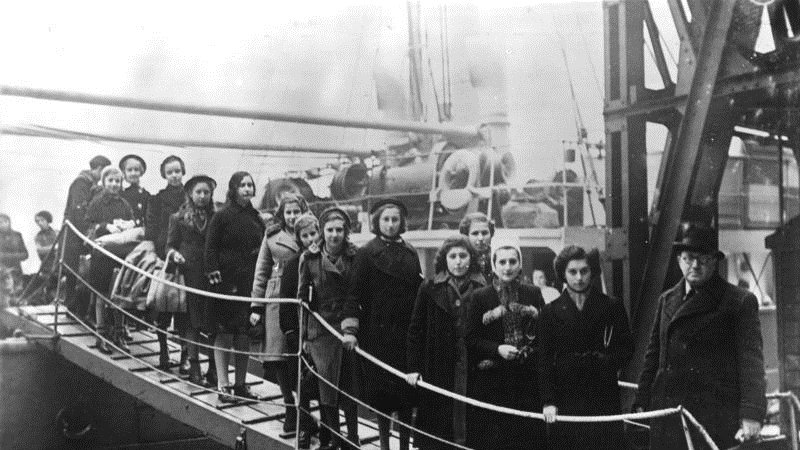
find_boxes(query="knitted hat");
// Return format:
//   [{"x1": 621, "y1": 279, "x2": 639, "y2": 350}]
[{"x1": 490, "y1": 235, "x2": 522, "y2": 270}]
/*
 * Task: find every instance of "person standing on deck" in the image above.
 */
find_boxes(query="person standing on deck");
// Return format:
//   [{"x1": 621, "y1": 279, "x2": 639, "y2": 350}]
[
  {"x1": 250, "y1": 193, "x2": 309, "y2": 435},
  {"x1": 166, "y1": 175, "x2": 217, "y2": 386},
  {"x1": 62, "y1": 155, "x2": 111, "y2": 317},
  {"x1": 297, "y1": 207, "x2": 361, "y2": 450},
  {"x1": 348, "y1": 198, "x2": 422, "y2": 450},
  {"x1": 205, "y1": 171, "x2": 265, "y2": 402},
  {"x1": 539, "y1": 245, "x2": 633, "y2": 450},
  {"x1": 118, "y1": 154, "x2": 150, "y2": 227},
  {"x1": 146, "y1": 155, "x2": 190, "y2": 373},
  {"x1": 633, "y1": 223, "x2": 766, "y2": 450},
  {"x1": 406, "y1": 234, "x2": 487, "y2": 450},
  {"x1": 464, "y1": 236, "x2": 545, "y2": 450},
  {"x1": 459, "y1": 212, "x2": 495, "y2": 283}
]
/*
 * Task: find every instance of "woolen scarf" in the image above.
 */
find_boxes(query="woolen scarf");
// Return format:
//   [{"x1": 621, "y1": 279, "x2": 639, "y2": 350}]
[{"x1": 177, "y1": 199, "x2": 213, "y2": 235}]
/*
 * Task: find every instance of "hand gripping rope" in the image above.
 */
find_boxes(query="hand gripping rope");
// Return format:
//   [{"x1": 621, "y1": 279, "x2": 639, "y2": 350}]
[{"x1": 58, "y1": 220, "x2": 719, "y2": 450}]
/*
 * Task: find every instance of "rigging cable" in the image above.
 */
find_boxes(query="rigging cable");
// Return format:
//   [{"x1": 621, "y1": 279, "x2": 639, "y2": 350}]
[{"x1": 574, "y1": 11, "x2": 604, "y2": 102}]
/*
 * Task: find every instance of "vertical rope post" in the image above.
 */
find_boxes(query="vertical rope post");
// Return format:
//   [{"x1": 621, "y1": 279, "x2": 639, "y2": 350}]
[
  {"x1": 680, "y1": 407, "x2": 696, "y2": 450},
  {"x1": 53, "y1": 221, "x2": 70, "y2": 334},
  {"x1": 294, "y1": 287, "x2": 310, "y2": 450},
  {"x1": 789, "y1": 396, "x2": 799, "y2": 450}
]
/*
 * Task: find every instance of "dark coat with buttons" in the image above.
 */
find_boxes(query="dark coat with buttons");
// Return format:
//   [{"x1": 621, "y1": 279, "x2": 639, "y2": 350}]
[
  {"x1": 463, "y1": 282, "x2": 546, "y2": 450},
  {"x1": 145, "y1": 184, "x2": 184, "y2": 258},
  {"x1": 634, "y1": 275, "x2": 766, "y2": 450},
  {"x1": 120, "y1": 185, "x2": 150, "y2": 227},
  {"x1": 348, "y1": 236, "x2": 422, "y2": 413},
  {"x1": 406, "y1": 271, "x2": 486, "y2": 449},
  {"x1": 538, "y1": 289, "x2": 633, "y2": 450},
  {"x1": 204, "y1": 201, "x2": 265, "y2": 334}
]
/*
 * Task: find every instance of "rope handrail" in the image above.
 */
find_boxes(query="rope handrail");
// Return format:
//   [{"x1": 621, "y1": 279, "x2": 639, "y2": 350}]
[
  {"x1": 61, "y1": 263, "x2": 296, "y2": 358},
  {"x1": 63, "y1": 221, "x2": 299, "y2": 305},
  {"x1": 300, "y1": 357, "x2": 474, "y2": 450},
  {"x1": 60, "y1": 308, "x2": 290, "y2": 408},
  {"x1": 304, "y1": 304, "x2": 681, "y2": 423}
]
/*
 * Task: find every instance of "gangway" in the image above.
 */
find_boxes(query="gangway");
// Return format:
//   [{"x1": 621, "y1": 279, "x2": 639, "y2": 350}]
[{"x1": 0, "y1": 304, "x2": 393, "y2": 450}]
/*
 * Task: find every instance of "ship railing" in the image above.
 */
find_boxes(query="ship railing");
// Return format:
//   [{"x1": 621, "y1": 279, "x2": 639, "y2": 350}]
[{"x1": 46, "y1": 219, "x2": 721, "y2": 450}]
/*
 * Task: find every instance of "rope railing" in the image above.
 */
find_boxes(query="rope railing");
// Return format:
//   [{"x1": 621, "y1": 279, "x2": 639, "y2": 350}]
[
  {"x1": 60, "y1": 262, "x2": 295, "y2": 358},
  {"x1": 300, "y1": 357, "x2": 474, "y2": 450},
  {"x1": 60, "y1": 307, "x2": 290, "y2": 408},
  {"x1": 56, "y1": 220, "x2": 721, "y2": 450},
  {"x1": 63, "y1": 220, "x2": 299, "y2": 305},
  {"x1": 304, "y1": 305, "x2": 681, "y2": 424}
]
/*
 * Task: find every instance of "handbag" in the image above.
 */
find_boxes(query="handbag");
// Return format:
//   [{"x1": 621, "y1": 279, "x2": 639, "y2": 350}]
[{"x1": 146, "y1": 251, "x2": 187, "y2": 313}]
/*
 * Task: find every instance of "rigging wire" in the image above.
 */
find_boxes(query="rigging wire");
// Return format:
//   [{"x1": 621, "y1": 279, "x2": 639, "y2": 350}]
[
  {"x1": 574, "y1": 11, "x2": 604, "y2": 102},
  {"x1": 426, "y1": 19, "x2": 445, "y2": 122}
]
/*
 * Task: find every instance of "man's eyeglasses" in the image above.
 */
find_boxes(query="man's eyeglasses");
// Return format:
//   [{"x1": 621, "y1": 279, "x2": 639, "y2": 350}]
[{"x1": 679, "y1": 253, "x2": 716, "y2": 265}]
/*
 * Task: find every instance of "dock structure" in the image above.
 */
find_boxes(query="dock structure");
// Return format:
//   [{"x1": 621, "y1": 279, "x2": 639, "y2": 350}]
[{"x1": 1, "y1": 304, "x2": 392, "y2": 450}]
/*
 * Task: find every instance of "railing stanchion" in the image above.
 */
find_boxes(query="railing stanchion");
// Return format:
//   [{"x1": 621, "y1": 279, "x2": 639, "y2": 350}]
[
  {"x1": 53, "y1": 221, "x2": 70, "y2": 334},
  {"x1": 790, "y1": 396, "x2": 799, "y2": 450},
  {"x1": 294, "y1": 288, "x2": 309, "y2": 450}
]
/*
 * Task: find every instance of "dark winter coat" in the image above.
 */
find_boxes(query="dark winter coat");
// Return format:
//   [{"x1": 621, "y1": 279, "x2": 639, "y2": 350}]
[
  {"x1": 63, "y1": 170, "x2": 97, "y2": 232},
  {"x1": 298, "y1": 243, "x2": 359, "y2": 405},
  {"x1": 348, "y1": 236, "x2": 423, "y2": 413},
  {"x1": 406, "y1": 271, "x2": 486, "y2": 449},
  {"x1": 145, "y1": 184, "x2": 184, "y2": 258},
  {"x1": 0, "y1": 230, "x2": 28, "y2": 273},
  {"x1": 120, "y1": 185, "x2": 150, "y2": 227},
  {"x1": 204, "y1": 201, "x2": 265, "y2": 334},
  {"x1": 84, "y1": 192, "x2": 134, "y2": 295},
  {"x1": 464, "y1": 282, "x2": 546, "y2": 450},
  {"x1": 634, "y1": 275, "x2": 766, "y2": 450},
  {"x1": 166, "y1": 210, "x2": 213, "y2": 331},
  {"x1": 538, "y1": 289, "x2": 634, "y2": 450}
]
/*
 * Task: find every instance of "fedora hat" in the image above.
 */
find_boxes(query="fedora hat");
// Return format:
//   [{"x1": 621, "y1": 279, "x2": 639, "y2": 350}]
[{"x1": 673, "y1": 222, "x2": 724, "y2": 258}]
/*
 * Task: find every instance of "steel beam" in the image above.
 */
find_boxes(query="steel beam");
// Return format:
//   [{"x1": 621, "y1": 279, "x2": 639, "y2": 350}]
[
  {"x1": 625, "y1": 0, "x2": 738, "y2": 384},
  {"x1": 604, "y1": 65, "x2": 800, "y2": 122},
  {"x1": 603, "y1": 0, "x2": 649, "y2": 312},
  {"x1": 0, "y1": 85, "x2": 482, "y2": 140}
]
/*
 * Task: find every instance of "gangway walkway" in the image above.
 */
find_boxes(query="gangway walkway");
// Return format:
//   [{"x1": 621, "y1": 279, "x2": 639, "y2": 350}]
[{"x1": 0, "y1": 304, "x2": 392, "y2": 450}]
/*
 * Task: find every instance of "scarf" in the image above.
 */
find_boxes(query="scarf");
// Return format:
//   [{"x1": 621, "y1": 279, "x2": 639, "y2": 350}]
[
  {"x1": 493, "y1": 276, "x2": 525, "y2": 348},
  {"x1": 177, "y1": 199, "x2": 213, "y2": 235}
]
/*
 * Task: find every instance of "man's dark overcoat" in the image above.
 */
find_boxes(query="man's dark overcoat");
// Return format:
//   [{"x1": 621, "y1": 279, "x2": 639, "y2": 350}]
[
  {"x1": 347, "y1": 236, "x2": 422, "y2": 413},
  {"x1": 634, "y1": 275, "x2": 766, "y2": 450},
  {"x1": 538, "y1": 289, "x2": 633, "y2": 450}
]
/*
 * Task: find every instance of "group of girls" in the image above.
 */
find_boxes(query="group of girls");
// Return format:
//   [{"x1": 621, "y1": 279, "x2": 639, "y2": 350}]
[{"x1": 81, "y1": 152, "x2": 636, "y2": 450}]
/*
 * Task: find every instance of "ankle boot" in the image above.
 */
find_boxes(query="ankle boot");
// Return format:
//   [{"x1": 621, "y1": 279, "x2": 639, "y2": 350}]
[
  {"x1": 157, "y1": 332, "x2": 171, "y2": 370},
  {"x1": 283, "y1": 405, "x2": 297, "y2": 433},
  {"x1": 188, "y1": 358, "x2": 203, "y2": 385},
  {"x1": 96, "y1": 327, "x2": 113, "y2": 355},
  {"x1": 319, "y1": 405, "x2": 339, "y2": 450},
  {"x1": 179, "y1": 346, "x2": 190, "y2": 375}
]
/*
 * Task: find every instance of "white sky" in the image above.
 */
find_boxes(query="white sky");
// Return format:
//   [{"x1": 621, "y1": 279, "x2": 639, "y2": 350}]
[{"x1": 0, "y1": 0, "x2": 687, "y2": 273}]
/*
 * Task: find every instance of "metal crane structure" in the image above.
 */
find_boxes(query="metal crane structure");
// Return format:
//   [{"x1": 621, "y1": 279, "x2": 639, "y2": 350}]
[{"x1": 603, "y1": 0, "x2": 800, "y2": 391}]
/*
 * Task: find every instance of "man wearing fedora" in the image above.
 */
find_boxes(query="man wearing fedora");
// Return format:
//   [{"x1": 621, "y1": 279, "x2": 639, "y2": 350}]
[{"x1": 634, "y1": 222, "x2": 766, "y2": 450}]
